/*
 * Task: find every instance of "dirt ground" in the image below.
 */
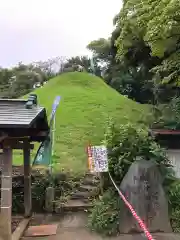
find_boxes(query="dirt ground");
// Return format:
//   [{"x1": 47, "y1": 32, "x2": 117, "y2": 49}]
[{"x1": 21, "y1": 212, "x2": 180, "y2": 240}]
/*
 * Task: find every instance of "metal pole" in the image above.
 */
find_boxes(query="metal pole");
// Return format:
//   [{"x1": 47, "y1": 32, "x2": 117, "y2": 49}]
[
  {"x1": 52, "y1": 113, "x2": 56, "y2": 157},
  {"x1": 49, "y1": 113, "x2": 56, "y2": 175}
]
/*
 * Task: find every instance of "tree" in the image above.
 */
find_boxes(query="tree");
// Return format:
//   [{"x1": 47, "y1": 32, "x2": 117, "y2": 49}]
[
  {"x1": 116, "y1": 0, "x2": 180, "y2": 87},
  {"x1": 87, "y1": 20, "x2": 155, "y2": 103},
  {"x1": 5, "y1": 63, "x2": 43, "y2": 98},
  {"x1": 0, "y1": 68, "x2": 13, "y2": 98},
  {"x1": 87, "y1": 1, "x2": 180, "y2": 103},
  {"x1": 34, "y1": 57, "x2": 66, "y2": 78},
  {"x1": 63, "y1": 56, "x2": 91, "y2": 72},
  {"x1": 87, "y1": 38, "x2": 112, "y2": 63}
]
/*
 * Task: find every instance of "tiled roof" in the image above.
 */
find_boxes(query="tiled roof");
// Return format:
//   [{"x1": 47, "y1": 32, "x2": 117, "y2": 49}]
[{"x1": 0, "y1": 98, "x2": 46, "y2": 128}]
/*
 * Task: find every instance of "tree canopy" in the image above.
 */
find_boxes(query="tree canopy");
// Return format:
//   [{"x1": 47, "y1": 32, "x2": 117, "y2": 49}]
[{"x1": 87, "y1": 0, "x2": 180, "y2": 103}]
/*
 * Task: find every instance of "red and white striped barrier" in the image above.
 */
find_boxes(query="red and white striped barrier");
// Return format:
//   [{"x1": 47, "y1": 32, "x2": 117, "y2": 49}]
[
  {"x1": 86, "y1": 145, "x2": 154, "y2": 239},
  {"x1": 109, "y1": 172, "x2": 155, "y2": 240}
]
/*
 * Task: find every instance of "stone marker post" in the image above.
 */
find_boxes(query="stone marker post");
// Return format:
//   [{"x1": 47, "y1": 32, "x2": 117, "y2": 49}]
[
  {"x1": 119, "y1": 160, "x2": 172, "y2": 234},
  {"x1": 0, "y1": 147, "x2": 12, "y2": 240},
  {"x1": 45, "y1": 187, "x2": 55, "y2": 212}
]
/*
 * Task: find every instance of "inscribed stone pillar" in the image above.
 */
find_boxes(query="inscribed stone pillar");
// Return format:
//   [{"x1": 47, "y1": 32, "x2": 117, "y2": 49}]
[
  {"x1": 0, "y1": 147, "x2": 12, "y2": 240},
  {"x1": 119, "y1": 160, "x2": 172, "y2": 234}
]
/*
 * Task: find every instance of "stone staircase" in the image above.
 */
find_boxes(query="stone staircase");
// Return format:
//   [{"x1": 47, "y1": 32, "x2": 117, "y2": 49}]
[{"x1": 55, "y1": 173, "x2": 100, "y2": 213}]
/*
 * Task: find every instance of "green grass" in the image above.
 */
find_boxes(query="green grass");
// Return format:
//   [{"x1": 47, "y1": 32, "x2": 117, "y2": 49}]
[{"x1": 14, "y1": 72, "x2": 148, "y2": 174}]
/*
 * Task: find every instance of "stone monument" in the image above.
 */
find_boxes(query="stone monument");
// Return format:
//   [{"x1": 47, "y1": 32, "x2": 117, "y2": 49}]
[{"x1": 119, "y1": 160, "x2": 172, "y2": 233}]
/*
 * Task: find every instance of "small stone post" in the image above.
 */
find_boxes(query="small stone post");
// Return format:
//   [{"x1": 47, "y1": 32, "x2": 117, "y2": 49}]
[{"x1": 45, "y1": 187, "x2": 55, "y2": 213}]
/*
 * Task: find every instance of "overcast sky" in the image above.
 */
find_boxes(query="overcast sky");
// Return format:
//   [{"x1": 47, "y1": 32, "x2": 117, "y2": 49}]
[{"x1": 0, "y1": 0, "x2": 122, "y2": 67}]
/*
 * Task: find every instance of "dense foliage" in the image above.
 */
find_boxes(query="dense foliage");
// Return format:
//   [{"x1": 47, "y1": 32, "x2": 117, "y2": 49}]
[
  {"x1": 88, "y1": 189, "x2": 122, "y2": 236},
  {"x1": 12, "y1": 171, "x2": 81, "y2": 213},
  {"x1": 0, "y1": 59, "x2": 60, "y2": 98},
  {"x1": 168, "y1": 182, "x2": 180, "y2": 232},
  {"x1": 152, "y1": 97, "x2": 180, "y2": 130},
  {"x1": 104, "y1": 122, "x2": 175, "y2": 189},
  {"x1": 89, "y1": 123, "x2": 177, "y2": 235},
  {"x1": 87, "y1": 0, "x2": 180, "y2": 103}
]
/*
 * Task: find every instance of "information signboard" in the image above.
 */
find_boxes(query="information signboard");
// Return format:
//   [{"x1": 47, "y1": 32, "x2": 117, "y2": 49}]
[{"x1": 87, "y1": 145, "x2": 108, "y2": 172}]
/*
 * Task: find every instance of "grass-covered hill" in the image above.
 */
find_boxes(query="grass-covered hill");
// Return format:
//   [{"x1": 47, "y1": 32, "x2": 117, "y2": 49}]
[{"x1": 15, "y1": 72, "x2": 148, "y2": 174}]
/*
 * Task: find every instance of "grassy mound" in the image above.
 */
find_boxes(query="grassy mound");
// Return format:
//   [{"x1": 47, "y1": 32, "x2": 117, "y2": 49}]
[{"x1": 15, "y1": 72, "x2": 148, "y2": 174}]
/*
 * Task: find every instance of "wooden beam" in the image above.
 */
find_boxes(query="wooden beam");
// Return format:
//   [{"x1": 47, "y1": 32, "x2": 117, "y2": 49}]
[
  {"x1": 6, "y1": 136, "x2": 30, "y2": 140},
  {"x1": 0, "y1": 147, "x2": 12, "y2": 240},
  {"x1": 23, "y1": 140, "x2": 32, "y2": 218},
  {"x1": 10, "y1": 143, "x2": 34, "y2": 150},
  {"x1": 0, "y1": 133, "x2": 8, "y2": 143},
  {"x1": 0, "y1": 139, "x2": 34, "y2": 150},
  {"x1": 0, "y1": 130, "x2": 48, "y2": 142},
  {"x1": 35, "y1": 131, "x2": 48, "y2": 137}
]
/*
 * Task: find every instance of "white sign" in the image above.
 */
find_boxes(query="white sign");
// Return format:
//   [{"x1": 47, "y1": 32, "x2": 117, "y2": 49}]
[
  {"x1": 91, "y1": 145, "x2": 108, "y2": 172},
  {"x1": 166, "y1": 149, "x2": 180, "y2": 178}
]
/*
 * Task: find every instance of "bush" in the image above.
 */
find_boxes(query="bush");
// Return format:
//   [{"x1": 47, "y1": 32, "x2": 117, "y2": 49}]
[
  {"x1": 169, "y1": 182, "x2": 180, "y2": 232},
  {"x1": 104, "y1": 122, "x2": 174, "y2": 187},
  {"x1": 12, "y1": 174, "x2": 51, "y2": 213},
  {"x1": 89, "y1": 122, "x2": 176, "y2": 236},
  {"x1": 88, "y1": 189, "x2": 122, "y2": 236},
  {"x1": 12, "y1": 172, "x2": 81, "y2": 213},
  {"x1": 171, "y1": 209, "x2": 180, "y2": 233},
  {"x1": 152, "y1": 97, "x2": 180, "y2": 130}
]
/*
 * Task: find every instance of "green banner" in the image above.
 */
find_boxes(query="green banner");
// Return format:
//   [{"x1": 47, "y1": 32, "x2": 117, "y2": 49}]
[
  {"x1": 32, "y1": 96, "x2": 61, "y2": 167},
  {"x1": 32, "y1": 136, "x2": 52, "y2": 166}
]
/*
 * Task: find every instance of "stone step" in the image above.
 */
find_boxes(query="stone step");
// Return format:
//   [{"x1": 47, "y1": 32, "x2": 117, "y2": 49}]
[
  {"x1": 84, "y1": 173, "x2": 100, "y2": 181},
  {"x1": 55, "y1": 199, "x2": 92, "y2": 213},
  {"x1": 70, "y1": 191, "x2": 91, "y2": 200},
  {"x1": 78, "y1": 184, "x2": 98, "y2": 192},
  {"x1": 84, "y1": 172, "x2": 99, "y2": 178},
  {"x1": 84, "y1": 172, "x2": 94, "y2": 177},
  {"x1": 82, "y1": 177, "x2": 99, "y2": 186},
  {"x1": 80, "y1": 198, "x2": 90, "y2": 204}
]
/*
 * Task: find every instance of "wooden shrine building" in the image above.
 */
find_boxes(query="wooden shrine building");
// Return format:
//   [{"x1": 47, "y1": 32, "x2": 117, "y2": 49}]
[
  {"x1": 0, "y1": 94, "x2": 49, "y2": 240},
  {"x1": 151, "y1": 129, "x2": 180, "y2": 179}
]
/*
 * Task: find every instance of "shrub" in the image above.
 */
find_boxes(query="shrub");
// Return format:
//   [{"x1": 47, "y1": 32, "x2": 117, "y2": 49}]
[
  {"x1": 104, "y1": 122, "x2": 174, "y2": 187},
  {"x1": 89, "y1": 122, "x2": 176, "y2": 236},
  {"x1": 12, "y1": 174, "x2": 50, "y2": 213},
  {"x1": 152, "y1": 97, "x2": 180, "y2": 130},
  {"x1": 169, "y1": 182, "x2": 180, "y2": 232},
  {"x1": 89, "y1": 123, "x2": 176, "y2": 235},
  {"x1": 88, "y1": 189, "x2": 122, "y2": 236},
  {"x1": 171, "y1": 209, "x2": 180, "y2": 233},
  {"x1": 12, "y1": 172, "x2": 81, "y2": 213}
]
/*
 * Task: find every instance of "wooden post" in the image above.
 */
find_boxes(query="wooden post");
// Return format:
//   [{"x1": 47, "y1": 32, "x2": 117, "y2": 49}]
[
  {"x1": 0, "y1": 147, "x2": 12, "y2": 240},
  {"x1": 99, "y1": 173, "x2": 104, "y2": 196},
  {"x1": 23, "y1": 141, "x2": 32, "y2": 218}
]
